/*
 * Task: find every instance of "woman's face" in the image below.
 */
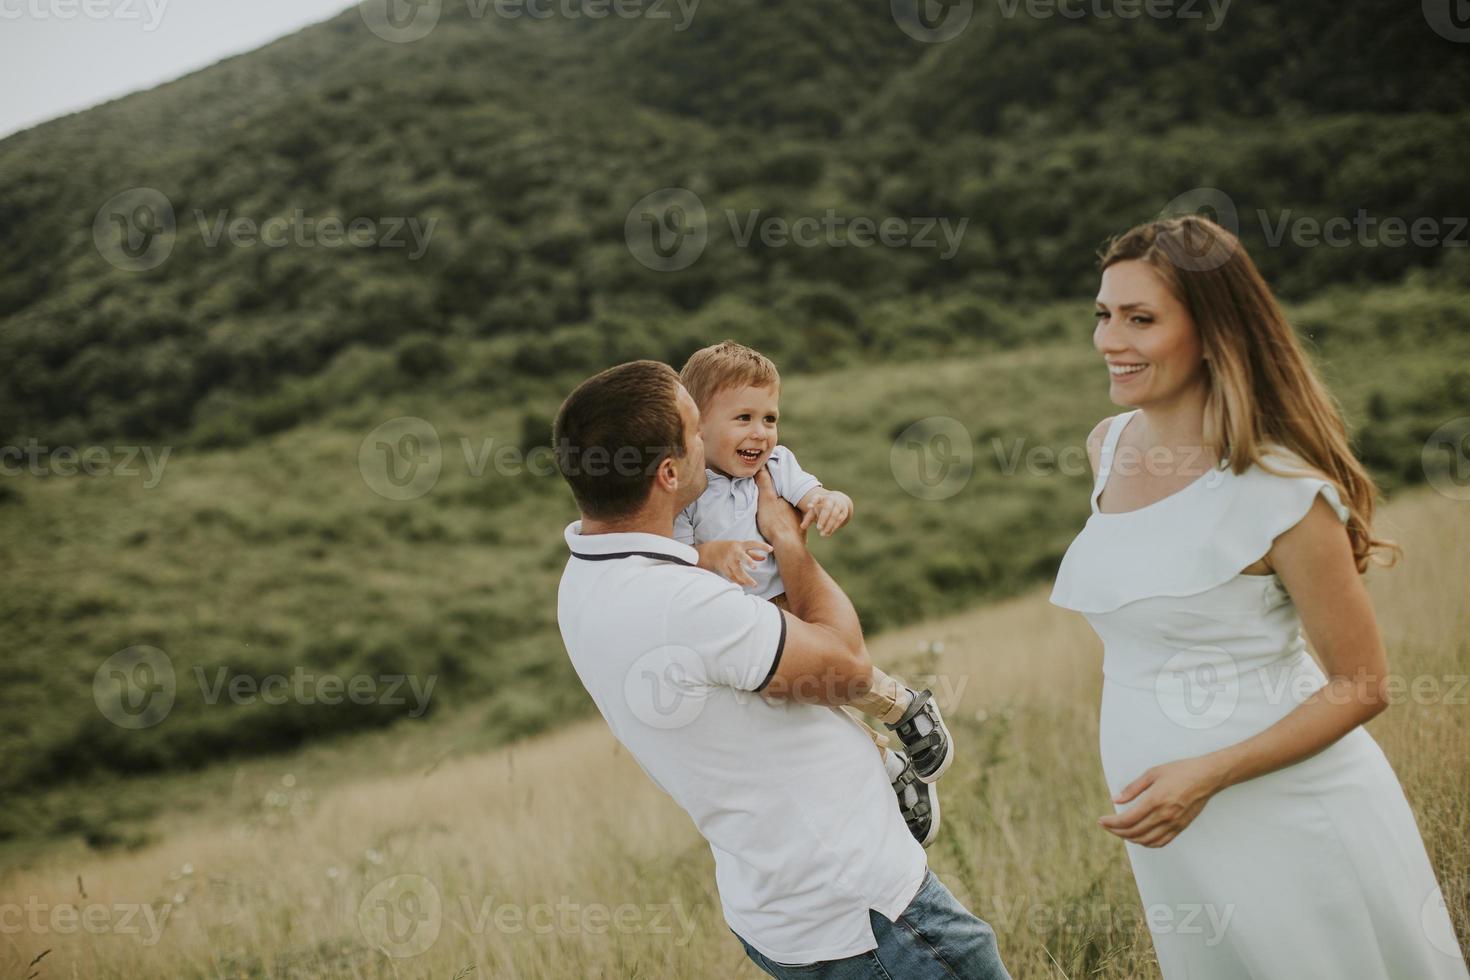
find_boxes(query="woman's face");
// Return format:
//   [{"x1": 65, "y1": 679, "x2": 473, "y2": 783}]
[{"x1": 1094, "y1": 259, "x2": 1208, "y2": 408}]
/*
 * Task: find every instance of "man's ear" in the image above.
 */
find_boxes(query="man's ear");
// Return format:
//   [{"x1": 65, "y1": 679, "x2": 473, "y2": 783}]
[{"x1": 654, "y1": 454, "x2": 679, "y2": 493}]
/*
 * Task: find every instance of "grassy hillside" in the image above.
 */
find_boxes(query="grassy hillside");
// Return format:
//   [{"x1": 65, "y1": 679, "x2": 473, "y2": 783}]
[
  {"x1": 3, "y1": 0, "x2": 1468, "y2": 853},
  {"x1": 3, "y1": 280, "x2": 1468, "y2": 847},
  {"x1": 0, "y1": 1, "x2": 1466, "y2": 447},
  {"x1": 2, "y1": 487, "x2": 1464, "y2": 979}
]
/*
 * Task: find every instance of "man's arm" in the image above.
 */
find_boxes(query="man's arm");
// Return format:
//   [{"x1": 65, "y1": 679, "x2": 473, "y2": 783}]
[{"x1": 753, "y1": 469, "x2": 873, "y2": 705}]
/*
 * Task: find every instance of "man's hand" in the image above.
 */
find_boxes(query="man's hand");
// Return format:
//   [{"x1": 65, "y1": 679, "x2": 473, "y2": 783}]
[
  {"x1": 755, "y1": 469, "x2": 806, "y2": 552},
  {"x1": 696, "y1": 539, "x2": 773, "y2": 588}
]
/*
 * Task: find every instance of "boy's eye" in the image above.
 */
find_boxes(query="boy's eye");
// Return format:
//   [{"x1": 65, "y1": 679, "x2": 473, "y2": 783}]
[{"x1": 1094, "y1": 310, "x2": 1108, "y2": 320}]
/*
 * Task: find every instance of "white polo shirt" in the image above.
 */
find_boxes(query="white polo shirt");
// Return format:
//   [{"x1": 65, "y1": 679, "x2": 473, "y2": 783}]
[
  {"x1": 673, "y1": 445, "x2": 823, "y2": 601},
  {"x1": 557, "y1": 522, "x2": 926, "y2": 964}
]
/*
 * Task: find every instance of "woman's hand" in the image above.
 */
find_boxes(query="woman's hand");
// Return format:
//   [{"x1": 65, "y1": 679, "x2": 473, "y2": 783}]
[
  {"x1": 1099, "y1": 755, "x2": 1228, "y2": 848},
  {"x1": 696, "y1": 539, "x2": 773, "y2": 588},
  {"x1": 800, "y1": 490, "x2": 853, "y2": 537}
]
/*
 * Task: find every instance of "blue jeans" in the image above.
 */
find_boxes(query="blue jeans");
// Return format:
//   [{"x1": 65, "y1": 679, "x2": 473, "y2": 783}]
[{"x1": 735, "y1": 869, "x2": 1011, "y2": 980}]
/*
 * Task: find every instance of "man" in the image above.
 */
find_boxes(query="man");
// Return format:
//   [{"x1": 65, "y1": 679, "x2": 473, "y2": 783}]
[{"x1": 553, "y1": 359, "x2": 1011, "y2": 979}]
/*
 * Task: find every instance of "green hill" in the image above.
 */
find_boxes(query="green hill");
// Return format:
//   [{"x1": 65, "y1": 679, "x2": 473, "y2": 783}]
[
  {"x1": 2, "y1": 0, "x2": 1468, "y2": 844},
  {"x1": 1, "y1": 0, "x2": 1466, "y2": 446}
]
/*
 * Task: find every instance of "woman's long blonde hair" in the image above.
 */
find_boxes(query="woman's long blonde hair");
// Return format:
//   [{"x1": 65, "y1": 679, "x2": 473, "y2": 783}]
[{"x1": 1099, "y1": 215, "x2": 1397, "y2": 572}]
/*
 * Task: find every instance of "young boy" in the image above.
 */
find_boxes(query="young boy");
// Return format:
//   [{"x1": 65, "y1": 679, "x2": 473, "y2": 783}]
[{"x1": 676, "y1": 341, "x2": 955, "y2": 847}]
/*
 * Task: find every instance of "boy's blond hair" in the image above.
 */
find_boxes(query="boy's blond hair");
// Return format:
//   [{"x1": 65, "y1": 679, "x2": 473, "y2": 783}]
[{"x1": 679, "y1": 340, "x2": 781, "y2": 410}]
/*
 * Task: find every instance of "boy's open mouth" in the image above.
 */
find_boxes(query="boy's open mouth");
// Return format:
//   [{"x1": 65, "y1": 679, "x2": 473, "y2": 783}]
[{"x1": 736, "y1": 448, "x2": 764, "y2": 463}]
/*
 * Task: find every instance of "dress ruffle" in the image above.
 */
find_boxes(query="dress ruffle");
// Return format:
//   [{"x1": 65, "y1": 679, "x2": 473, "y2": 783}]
[{"x1": 1049, "y1": 447, "x2": 1349, "y2": 615}]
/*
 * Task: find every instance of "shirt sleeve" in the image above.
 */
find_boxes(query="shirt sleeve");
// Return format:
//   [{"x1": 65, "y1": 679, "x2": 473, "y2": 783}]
[
  {"x1": 664, "y1": 573, "x2": 787, "y2": 692},
  {"x1": 673, "y1": 503, "x2": 697, "y2": 546},
  {"x1": 768, "y1": 445, "x2": 823, "y2": 508}
]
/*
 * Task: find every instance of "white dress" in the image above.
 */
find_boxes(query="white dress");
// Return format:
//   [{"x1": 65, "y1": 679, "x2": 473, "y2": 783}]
[{"x1": 1050, "y1": 410, "x2": 1469, "y2": 980}]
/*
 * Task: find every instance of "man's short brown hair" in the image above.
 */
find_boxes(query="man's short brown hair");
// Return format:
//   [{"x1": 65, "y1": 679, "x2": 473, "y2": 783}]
[
  {"x1": 678, "y1": 340, "x2": 780, "y2": 410},
  {"x1": 552, "y1": 360, "x2": 687, "y2": 520}
]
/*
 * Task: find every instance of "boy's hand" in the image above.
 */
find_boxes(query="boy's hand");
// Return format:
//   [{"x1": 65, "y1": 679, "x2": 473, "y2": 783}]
[
  {"x1": 697, "y1": 539, "x2": 773, "y2": 588},
  {"x1": 800, "y1": 490, "x2": 854, "y2": 537}
]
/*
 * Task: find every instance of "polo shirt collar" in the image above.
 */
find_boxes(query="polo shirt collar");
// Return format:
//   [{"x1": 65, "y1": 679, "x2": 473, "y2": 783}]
[{"x1": 564, "y1": 521, "x2": 699, "y2": 567}]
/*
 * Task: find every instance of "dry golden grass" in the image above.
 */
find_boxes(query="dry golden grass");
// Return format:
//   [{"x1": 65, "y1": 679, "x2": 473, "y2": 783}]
[{"x1": 2, "y1": 489, "x2": 1466, "y2": 979}]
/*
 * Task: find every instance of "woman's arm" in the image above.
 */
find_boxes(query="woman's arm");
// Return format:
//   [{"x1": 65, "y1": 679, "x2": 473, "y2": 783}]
[{"x1": 1100, "y1": 494, "x2": 1390, "y2": 848}]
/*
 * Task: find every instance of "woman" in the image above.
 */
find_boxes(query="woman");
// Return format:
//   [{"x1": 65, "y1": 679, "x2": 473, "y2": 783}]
[{"x1": 1050, "y1": 215, "x2": 1468, "y2": 978}]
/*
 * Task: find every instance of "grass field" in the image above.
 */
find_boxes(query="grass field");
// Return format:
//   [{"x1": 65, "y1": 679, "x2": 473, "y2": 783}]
[
  {"x1": 5, "y1": 281, "x2": 1469, "y2": 850},
  {"x1": 2, "y1": 486, "x2": 1465, "y2": 979}
]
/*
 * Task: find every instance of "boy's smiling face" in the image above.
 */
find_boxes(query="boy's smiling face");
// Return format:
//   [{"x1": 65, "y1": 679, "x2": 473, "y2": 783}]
[{"x1": 701, "y1": 383, "x2": 779, "y2": 479}]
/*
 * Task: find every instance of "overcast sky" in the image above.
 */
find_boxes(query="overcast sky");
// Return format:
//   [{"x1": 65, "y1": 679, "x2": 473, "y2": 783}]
[{"x1": 0, "y1": 0, "x2": 357, "y2": 139}]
